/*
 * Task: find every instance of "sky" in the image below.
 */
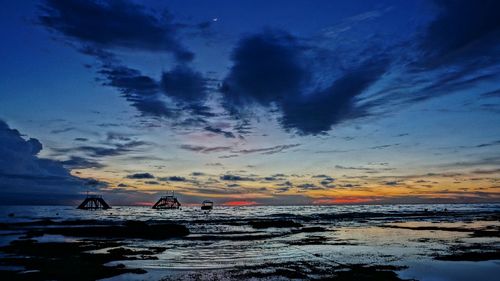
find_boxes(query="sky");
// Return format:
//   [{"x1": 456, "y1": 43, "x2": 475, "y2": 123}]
[{"x1": 0, "y1": 0, "x2": 499, "y2": 206}]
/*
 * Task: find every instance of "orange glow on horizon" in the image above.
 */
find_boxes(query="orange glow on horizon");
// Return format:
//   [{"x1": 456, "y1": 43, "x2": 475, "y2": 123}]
[
  {"x1": 224, "y1": 200, "x2": 259, "y2": 206},
  {"x1": 70, "y1": 167, "x2": 500, "y2": 206},
  {"x1": 134, "y1": 201, "x2": 153, "y2": 207},
  {"x1": 313, "y1": 197, "x2": 376, "y2": 205}
]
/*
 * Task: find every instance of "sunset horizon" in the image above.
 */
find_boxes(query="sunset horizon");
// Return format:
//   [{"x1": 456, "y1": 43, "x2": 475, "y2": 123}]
[
  {"x1": 0, "y1": 1, "x2": 499, "y2": 280},
  {"x1": 1, "y1": 1, "x2": 499, "y2": 207}
]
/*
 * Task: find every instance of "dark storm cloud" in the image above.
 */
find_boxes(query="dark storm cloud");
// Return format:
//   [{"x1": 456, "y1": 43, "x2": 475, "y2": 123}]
[
  {"x1": 39, "y1": 0, "x2": 212, "y2": 120},
  {"x1": 95, "y1": 61, "x2": 176, "y2": 118},
  {"x1": 99, "y1": 65, "x2": 159, "y2": 96},
  {"x1": 0, "y1": 120, "x2": 95, "y2": 204},
  {"x1": 61, "y1": 156, "x2": 105, "y2": 169},
  {"x1": 370, "y1": 0, "x2": 500, "y2": 108},
  {"x1": 41, "y1": 2, "x2": 392, "y2": 136},
  {"x1": 83, "y1": 46, "x2": 214, "y2": 120},
  {"x1": 281, "y1": 1, "x2": 499, "y2": 131},
  {"x1": 221, "y1": 30, "x2": 390, "y2": 135},
  {"x1": 126, "y1": 94, "x2": 174, "y2": 118},
  {"x1": 160, "y1": 65, "x2": 208, "y2": 102},
  {"x1": 35, "y1": 1, "x2": 499, "y2": 139},
  {"x1": 419, "y1": 0, "x2": 500, "y2": 67},
  {"x1": 221, "y1": 30, "x2": 309, "y2": 107},
  {"x1": 280, "y1": 58, "x2": 389, "y2": 134},
  {"x1": 38, "y1": 1, "x2": 219, "y2": 123},
  {"x1": 39, "y1": 0, "x2": 193, "y2": 62},
  {"x1": 126, "y1": 172, "x2": 155, "y2": 179}
]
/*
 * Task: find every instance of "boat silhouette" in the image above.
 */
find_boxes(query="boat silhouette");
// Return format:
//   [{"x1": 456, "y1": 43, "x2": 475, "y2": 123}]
[{"x1": 201, "y1": 200, "x2": 214, "y2": 211}]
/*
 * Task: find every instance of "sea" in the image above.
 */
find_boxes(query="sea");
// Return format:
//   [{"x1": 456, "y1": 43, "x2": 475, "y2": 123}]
[{"x1": 0, "y1": 203, "x2": 499, "y2": 280}]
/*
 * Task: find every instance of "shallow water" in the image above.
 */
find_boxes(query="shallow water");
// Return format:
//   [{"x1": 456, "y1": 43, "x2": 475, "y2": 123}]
[
  {"x1": 399, "y1": 260, "x2": 500, "y2": 281},
  {"x1": 1, "y1": 203, "x2": 498, "y2": 223},
  {"x1": 0, "y1": 203, "x2": 499, "y2": 280}
]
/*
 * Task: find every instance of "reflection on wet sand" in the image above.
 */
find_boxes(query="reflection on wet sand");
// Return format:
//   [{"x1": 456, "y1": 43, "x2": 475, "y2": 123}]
[{"x1": 0, "y1": 204, "x2": 498, "y2": 280}]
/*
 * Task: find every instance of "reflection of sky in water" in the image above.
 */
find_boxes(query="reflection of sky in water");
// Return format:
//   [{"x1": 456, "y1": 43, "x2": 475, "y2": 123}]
[
  {"x1": 1, "y1": 204, "x2": 498, "y2": 280},
  {"x1": 399, "y1": 260, "x2": 500, "y2": 281}
]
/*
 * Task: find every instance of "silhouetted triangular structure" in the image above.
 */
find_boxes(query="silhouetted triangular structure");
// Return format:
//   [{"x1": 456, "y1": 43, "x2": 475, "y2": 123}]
[
  {"x1": 77, "y1": 195, "x2": 111, "y2": 210},
  {"x1": 152, "y1": 193, "x2": 181, "y2": 209}
]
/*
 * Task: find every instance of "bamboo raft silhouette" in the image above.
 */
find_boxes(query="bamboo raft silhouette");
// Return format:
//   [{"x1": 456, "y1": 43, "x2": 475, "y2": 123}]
[
  {"x1": 77, "y1": 194, "x2": 111, "y2": 210},
  {"x1": 152, "y1": 192, "x2": 181, "y2": 209}
]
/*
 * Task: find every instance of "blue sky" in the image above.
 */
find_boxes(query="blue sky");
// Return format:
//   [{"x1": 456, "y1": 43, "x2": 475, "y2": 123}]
[{"x1": 0, "y1": 0, "x2": 499, "y2": 205}]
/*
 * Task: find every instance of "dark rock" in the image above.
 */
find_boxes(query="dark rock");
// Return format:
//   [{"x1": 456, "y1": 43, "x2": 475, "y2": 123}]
[
  {"x1": 44, "y1": 221, "x2": 189, "y2": 239},
  {"x1": 298, "y1": 226, "x2": 327, "y2": 232},
  {"x1": 0, "y1": 239, "x2": 146, "y2": 280}
]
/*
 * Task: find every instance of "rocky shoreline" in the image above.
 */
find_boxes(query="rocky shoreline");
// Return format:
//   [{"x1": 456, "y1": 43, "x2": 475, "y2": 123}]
[{"x1": 0, "y1": 209, "x2": 498, "y2": 280}]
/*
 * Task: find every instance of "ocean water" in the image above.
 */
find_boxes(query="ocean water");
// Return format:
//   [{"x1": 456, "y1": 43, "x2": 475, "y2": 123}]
[
  {"x1": 0, "y1": 203, "x2": 499, "y2": 280},
  {"x1": 1, "y1": 203, "x2": 498, "y2": 223}
]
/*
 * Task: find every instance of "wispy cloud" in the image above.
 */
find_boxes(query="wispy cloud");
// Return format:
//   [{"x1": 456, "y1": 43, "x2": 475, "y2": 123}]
[
  {"x1": 234, "y1": 144, "x2": 301, "y2": 155},
  {"x1": 179, "y1": 144, "x2": 232, "y2": 153},
  {"x1": 39, "y1": 0, "x2": 194, "y2": 61}
]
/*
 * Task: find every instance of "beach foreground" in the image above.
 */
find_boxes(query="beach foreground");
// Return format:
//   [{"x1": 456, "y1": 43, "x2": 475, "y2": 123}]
[{"x1": 0, "y1": 204, "x2": 498, "y2": 280}]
